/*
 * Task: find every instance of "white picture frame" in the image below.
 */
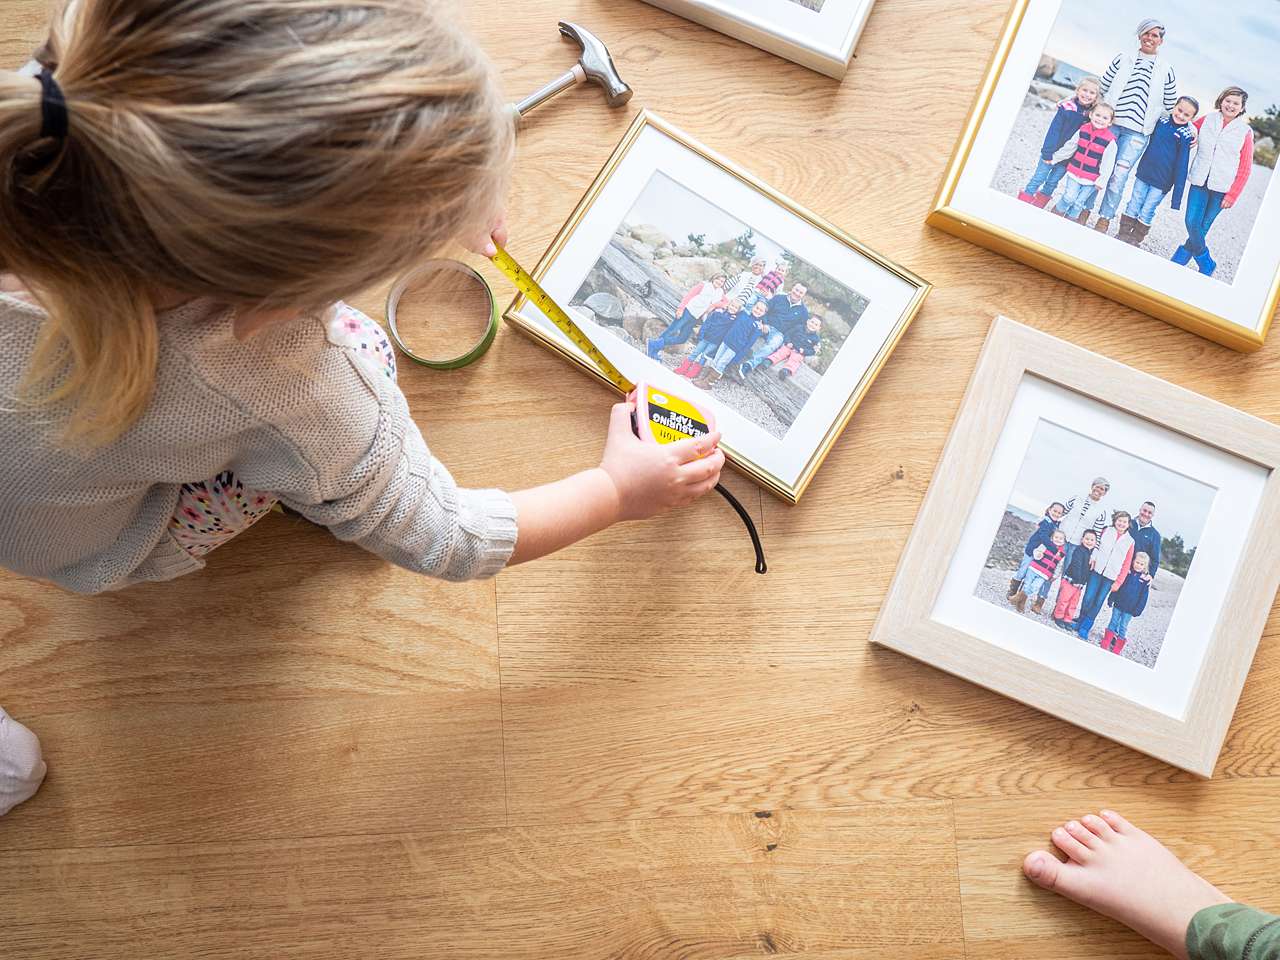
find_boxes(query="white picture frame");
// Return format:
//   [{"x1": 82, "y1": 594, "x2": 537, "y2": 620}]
[
  {"x1": 636, "y1": 0, "x2": 877, "y2": 79},
  {"x1": 870, "y1": 316, "x2": 1280, "y2": 777}
]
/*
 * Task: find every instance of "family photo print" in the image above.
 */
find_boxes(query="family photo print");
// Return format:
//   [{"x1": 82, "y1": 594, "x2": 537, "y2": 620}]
[
  {"x1": 977, "y1": 419, "x2": 1215, "y2": 670},
  {"x1": 569, "y1": 171, "x2": 870, "y2": 441},
  {"x1": 994, "y1": 1, "x2": 1277, "y2": 285},
  {"x1": 504, "y1": 112, "x2": 929, "y2": 502},
  {"x1": 931, "y1": 0, "x2": 1280, "y2": 349}
]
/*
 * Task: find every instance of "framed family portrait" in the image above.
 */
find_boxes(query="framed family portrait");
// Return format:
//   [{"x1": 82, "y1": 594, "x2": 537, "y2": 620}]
[
  {"x1": 930, "y1": 0, "x2": 1280, "y2": 351},
  {"x1": 635, "y1": 0, "x2": 876, "y2": 78},
  {"x1": 503, "y1": 110, "x2": 929, "y2": 503},
  {"x1": 871, "y1": 317, "x2": 1280, "y2": 777}
]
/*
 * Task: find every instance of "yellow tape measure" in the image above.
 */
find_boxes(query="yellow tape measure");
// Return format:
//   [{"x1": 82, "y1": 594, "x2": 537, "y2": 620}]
[
  {"x1": 491, "y1": 244, "x2": 765, "y2": 574},
  {"x1": 491, "y1": 245, "x2": 633, "y2": 393}
]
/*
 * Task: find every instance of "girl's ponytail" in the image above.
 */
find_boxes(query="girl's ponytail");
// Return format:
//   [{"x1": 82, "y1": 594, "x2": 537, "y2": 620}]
[{"x1": 1, "y1": 0, "x2": 514, "y2": 444}]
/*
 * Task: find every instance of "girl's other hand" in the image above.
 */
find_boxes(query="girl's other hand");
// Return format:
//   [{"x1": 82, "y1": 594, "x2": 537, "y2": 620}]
[
  {"x1": 1222, "y1": 197, "x2": 1236, "y2": 209},
  {"x1": 599, "y1": 403, "x2": 724, "y2": 522}
]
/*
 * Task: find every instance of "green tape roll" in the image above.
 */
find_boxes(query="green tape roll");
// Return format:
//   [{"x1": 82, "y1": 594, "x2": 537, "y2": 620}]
[{"x1": 385, "y1": 259, "x2": 499, "y2": 370}]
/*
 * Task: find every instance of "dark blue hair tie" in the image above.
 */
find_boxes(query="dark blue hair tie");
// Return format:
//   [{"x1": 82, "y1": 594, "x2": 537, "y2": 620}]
[{"x1": 36, "y1": 67, "x2": 68, "y2": 141}]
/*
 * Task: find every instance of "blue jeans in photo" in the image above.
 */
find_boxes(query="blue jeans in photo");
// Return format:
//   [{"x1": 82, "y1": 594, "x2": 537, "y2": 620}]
[
  {"x1": 1125, "y1": 178, "x2": 1168, "y2": 225},
  {"x1": 648, "y1": 309, "x2": 698, "y2": 357},
  {"x1": 1107, "y1": 607, "x2": 1134, "y2": 638},
  {"x1": 1055, "y1": 178, "x2": 1099, "y2": 219},
  {"x1": 687, "y1": 338, "x2": 718, "y2": 364},
  {"x1": 1025, "y1": 158, "x2": 1068, "y2": 197},
  {"x1": 1183, "y1": 185, "x2": 1227, "y2": 258},
  {"x1": 742, "y1": 327, "x2": 786, "y2": 372},
  {"x1": 1043, "y1": 540, "x2": 1084, "y2": 599},
  {"x1": 709, "y1": 341, "x2": 750, "y2": 374},
  {"x1": 1024, "y1": 569, "x2": 1051, "y2": 600},
  {"x1": 1076, "y1": 572, "x2": 1114, "y2": 638},
  {"x1": 1099, "y1": 127, "x2": 1149, "y2": 220}
]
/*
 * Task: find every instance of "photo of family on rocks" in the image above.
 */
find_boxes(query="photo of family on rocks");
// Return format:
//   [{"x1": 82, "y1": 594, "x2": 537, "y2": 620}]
[
  {"x1": 974, "y1": 420, "x2": 1217, "y2": 670},
  {"x1": 570, "y1": 171, "x2": 870, "y2": 439},
  {"x1": 991, "y1": 0, "x2": 1280, "y2": 285}
]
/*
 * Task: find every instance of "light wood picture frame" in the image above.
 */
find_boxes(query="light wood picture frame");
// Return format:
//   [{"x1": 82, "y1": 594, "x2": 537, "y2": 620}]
[
  {"x1": 503, "y1": 110, "x2": 929, "y2": 503},
  {"x1": 929, "y1": 0, "x2": 1280, "y2": 352},
  {"x1": 635, "y1": 0, "x2": 876, "y2": 79},
  {"x1": 870, "y1": 316, "x2": 1280, "y2": 777}
]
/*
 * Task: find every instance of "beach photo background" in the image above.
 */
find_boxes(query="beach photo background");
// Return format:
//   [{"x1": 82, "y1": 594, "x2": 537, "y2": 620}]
[
  {"x1": 974, "y1": 418, "x2": 1218, "y2": 669},
  {"x1": 570, "y1": 171, "x2": 870, "y2": 440},
  {"x1": 989, "y1": 0, "x2": 1280, "y2": 285}
]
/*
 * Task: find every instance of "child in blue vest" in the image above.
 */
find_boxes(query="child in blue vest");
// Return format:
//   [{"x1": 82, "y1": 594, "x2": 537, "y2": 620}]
[
  {"x1": 1053, "y1": 527, "x2": 1098, "y2": 630},
  {"x1": 691, "y1": 299, "x2": 768, "y2": 389},
  {"x1": 676, "y1": 298, "x2": 746, "y2": 381},
  {"x1": 1118, "y1": 97, "x2": 1200, "y2": 247},
  {"x1": 1019, "y1": 76, "x2": 1102, "y2": 209},
  {"x1": 1007, "y1": 501, "x2": 1066, "y2": 604},
  {"x1": 1101, "y1": 551, "x2": 1151, "y2": 655}
]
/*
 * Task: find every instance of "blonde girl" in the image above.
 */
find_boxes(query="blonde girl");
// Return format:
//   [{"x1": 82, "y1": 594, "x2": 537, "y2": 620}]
[
  {"x1": 1019, "y1": 76, "x2": 1102, "y2": 208},
  {"x1": 0, "y1": 0, "x2": 724, "y2": 816}
]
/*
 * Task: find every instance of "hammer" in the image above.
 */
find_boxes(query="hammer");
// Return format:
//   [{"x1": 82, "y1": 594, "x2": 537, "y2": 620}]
[{"x1": 512, "y1": 21, "x2": 633, "y2": 120}]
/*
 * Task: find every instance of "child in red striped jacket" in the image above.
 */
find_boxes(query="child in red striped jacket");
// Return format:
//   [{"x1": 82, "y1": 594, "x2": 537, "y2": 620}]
[
  {"x1": 1016, "y1": 530, "x2": 1067, "y2": 614},
  {"x1": 1052, "y1": 103, "x2": 1118, "y2": 223}
]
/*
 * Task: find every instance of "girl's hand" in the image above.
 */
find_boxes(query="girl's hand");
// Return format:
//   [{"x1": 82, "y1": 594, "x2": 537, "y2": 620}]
[
  {"x1": 599, "y1": 403, "x2": 725, "y2": 522},
  {"x1": 466, "y1": 213, "x2": 510, "y2": 258},
  {"x1": 1222, "y1": 196, "x2": 1236, "y2": 209}
]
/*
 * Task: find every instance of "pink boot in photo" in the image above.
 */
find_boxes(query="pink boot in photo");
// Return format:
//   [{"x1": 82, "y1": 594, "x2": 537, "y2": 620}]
[
  {"x1": 1031, "y1": 193, "x2": 1052, "y2": 209},
  {"x1": 1017, "y1": 191, "x2": 1037, "y2": 205},
  {"x1": 672, "y1": 357, "x2": 693, "y2": 377},
  {"x1": 1111, "y1": 636, "x2": 1127, "y2": 655},
  {"x1": 681, "y1": 361, "x2": 702, "y2": 379}
]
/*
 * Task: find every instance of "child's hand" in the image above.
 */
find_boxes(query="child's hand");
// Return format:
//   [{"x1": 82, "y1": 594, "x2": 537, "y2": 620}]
[
  {"x1": 599, "y1": 403, "x2": 725, "y2": 522},
  {"x1": 1222, "y1": 196, "x2": 1236, "y2": 209},
  {"x1": 466, "y1": 212, "x2": 510, "y2": 258}
]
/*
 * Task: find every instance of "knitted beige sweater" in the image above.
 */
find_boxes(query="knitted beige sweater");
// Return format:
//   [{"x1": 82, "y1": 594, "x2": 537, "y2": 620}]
[{"x1": 0, "y1": 293, "x2": 518, "y2": 593}]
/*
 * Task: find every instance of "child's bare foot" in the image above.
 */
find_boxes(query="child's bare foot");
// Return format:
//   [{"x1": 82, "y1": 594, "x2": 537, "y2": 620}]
[{"x1": 1023, "y1": 811, "x2": 1231, "y2": 959}]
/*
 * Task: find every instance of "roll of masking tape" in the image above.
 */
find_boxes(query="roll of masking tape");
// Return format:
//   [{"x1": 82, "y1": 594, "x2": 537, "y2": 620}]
[{"x1": 385, "y1": 259, "x2": 499, "y2": 370}]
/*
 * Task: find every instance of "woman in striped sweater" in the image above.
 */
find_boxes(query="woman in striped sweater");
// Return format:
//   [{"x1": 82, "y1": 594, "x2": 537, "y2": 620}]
[
  {"x1": 1092, "y1": 17, "x2": 1180, "y2": 235},
  {"x1": 1172, "y1": 87, "x2": 1256, "y2": 278}
]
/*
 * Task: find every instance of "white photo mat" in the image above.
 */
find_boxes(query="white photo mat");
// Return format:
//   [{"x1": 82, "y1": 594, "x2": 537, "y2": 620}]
[
  {"x1": 934, "y1": 374, "x2": 1268, "y2": 721},
  {"x1": 637, "y1": 0, "x2": 875, "y2": 78},
  {"x1": 945, "y1": 0, "x2": 1280, "y2": 335},
  {"x1": 511, "y1": 118, "x2": 924, "y2": 497}
]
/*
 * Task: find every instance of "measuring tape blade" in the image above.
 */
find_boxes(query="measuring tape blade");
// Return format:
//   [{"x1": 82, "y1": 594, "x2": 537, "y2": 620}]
[{"x1": 491, "y1": 245, "x2": 633, "y2": 393}]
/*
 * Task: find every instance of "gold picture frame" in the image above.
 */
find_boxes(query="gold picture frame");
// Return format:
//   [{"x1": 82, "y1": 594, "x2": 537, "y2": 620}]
[
  {"x1": 503, "y1": 110, "x2": 931, "y2": 503},
  {"x1": 929, "y1": 0, "x2": 1280, "y2": 352},
  {"x1": 871, "y1": 316, "x2": 1280, "y2": 777}
]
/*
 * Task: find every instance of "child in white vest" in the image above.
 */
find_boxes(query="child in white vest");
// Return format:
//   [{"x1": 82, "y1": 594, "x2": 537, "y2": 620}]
[{"x1": 1172, "y1": 87, "x2": 1255, "y2": 277}]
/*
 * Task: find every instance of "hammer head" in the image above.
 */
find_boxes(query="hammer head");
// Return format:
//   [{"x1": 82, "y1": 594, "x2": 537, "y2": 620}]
[{"x1": 559, "y1": 20, "x2": 633, "y2": 108}]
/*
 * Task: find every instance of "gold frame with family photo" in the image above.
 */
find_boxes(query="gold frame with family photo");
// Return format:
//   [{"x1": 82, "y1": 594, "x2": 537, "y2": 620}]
[
  {"x1": 870, "y1": 316, "x2": 1280, "y2": 777},
  {"x1": 502, "y1": 110, "x2": 930, "y2": 503},
  {"x1": 929, "y1": 0, "x2": 1280, "y2": 352}
]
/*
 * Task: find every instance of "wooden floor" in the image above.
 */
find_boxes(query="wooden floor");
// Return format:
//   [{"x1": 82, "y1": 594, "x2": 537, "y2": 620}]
[{"x1": 4, "y1": 1, "x2": 1279, "y2": 957}]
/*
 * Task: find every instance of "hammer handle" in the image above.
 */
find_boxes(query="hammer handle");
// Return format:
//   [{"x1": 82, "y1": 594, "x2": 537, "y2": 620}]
[{"x1": 513, "y1": 63, "x2": 586, "y2": 118}]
